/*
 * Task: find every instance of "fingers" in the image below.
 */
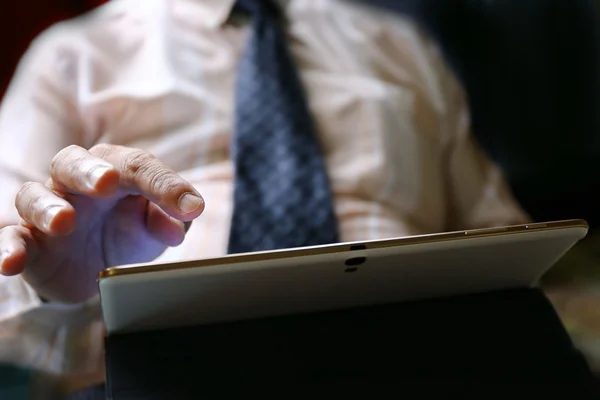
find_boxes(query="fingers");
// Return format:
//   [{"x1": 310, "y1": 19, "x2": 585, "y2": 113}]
[
  {"x1": 15, "y1": 182, "x2": 77, "y2": 236},
  {"x1": 51, "y1": 144, "x2": 204, "y2": 221},
  {"x1": 0, "y1": 225, "x2": 38, "y2": 276},
  {"x1": 50, "y1": 145, "x2": 119, "y2": 197},
  {"x1": 146, "y1": 202, "x2": 187, "y2": 247},
  {"x1": 93, "y1": 144, "x2": 205, "y2": 220}
]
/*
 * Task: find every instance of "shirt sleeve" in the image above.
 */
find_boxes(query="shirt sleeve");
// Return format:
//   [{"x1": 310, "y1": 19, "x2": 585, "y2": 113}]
[
  {"x1": 0, "y1": 24, "x2": 96, "y2": 374},
  {"x1": 0, "y1": 24, "x2": 84, "y2": 227},
  {"x1": 431, "y1": 44, "x2": 531, "y2": 230}
]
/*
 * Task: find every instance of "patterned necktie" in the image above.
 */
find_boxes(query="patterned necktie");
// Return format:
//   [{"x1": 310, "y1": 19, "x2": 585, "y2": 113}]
[{"x1": 228, "y1": 0, "x2": 339, "y2": 254}]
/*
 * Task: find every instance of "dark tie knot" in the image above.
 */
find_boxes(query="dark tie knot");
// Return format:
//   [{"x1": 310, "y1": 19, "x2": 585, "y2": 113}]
[{"x1": 235, "y1": 0, "x2": 280, "y2": 19}]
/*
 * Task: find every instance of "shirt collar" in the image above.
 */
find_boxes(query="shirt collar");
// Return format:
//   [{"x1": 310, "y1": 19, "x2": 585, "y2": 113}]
[
  {"x1": 179, "y1": 0, "x2": 289, "y2": 30},
  {"x1": 174, "y1": 0, "x2": 237, "y2": 30}
]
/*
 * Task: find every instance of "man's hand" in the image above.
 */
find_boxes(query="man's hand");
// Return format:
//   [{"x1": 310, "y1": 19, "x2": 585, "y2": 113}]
[{"x1": 0, "y1": 144, "x2": 205, "y2": 303}]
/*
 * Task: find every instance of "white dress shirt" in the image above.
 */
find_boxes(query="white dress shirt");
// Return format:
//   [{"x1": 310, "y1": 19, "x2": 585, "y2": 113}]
[{"x1": 0, "y1": 0, "x2": 529, "y2": 392}]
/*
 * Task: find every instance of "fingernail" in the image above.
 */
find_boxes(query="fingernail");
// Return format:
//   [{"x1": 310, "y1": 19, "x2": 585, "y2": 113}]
[
  {"x1": 88, "y1": 165, "x2": 112, "y2": 189},
  {"x1": 0, "y1": 250, "x2": 8, "y2": 274},
  {"x1": 178, "y1": 193, "x2": 204, "y2": 214},
  {"x1": 43, "y1": 206, "x2": 63, "y2": 231}
]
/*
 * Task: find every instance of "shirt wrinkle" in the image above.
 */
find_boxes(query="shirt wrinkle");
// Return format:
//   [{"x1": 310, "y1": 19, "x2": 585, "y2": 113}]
[{"x1": 0, "y1": 0, "x2": 529, "y2": 392}]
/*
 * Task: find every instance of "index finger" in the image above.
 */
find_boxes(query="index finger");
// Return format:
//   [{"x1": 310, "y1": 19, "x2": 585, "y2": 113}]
[{"x1": 90, "y1": 144, "x2": 205, "y2": 221}]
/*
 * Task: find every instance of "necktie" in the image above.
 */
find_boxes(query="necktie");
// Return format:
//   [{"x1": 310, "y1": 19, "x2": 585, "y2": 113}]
[{"x1": 228, "y1": 0, "x2": 340, "y2": 254}]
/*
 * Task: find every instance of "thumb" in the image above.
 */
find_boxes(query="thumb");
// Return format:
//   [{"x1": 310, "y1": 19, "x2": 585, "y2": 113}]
[
  {"x1": 104, "y1": 196, "x2": 172, "y2": 266},
  {"x1": 146, "y1": 201, "x2": 187, "y2": 247}
]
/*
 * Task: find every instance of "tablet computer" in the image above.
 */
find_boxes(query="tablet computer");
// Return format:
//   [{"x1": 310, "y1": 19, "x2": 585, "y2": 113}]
[{"x1": 98, "y1": 219, "x2": 588, "y2": 335}]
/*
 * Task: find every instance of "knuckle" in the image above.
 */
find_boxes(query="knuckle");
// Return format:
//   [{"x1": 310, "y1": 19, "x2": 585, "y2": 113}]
[
  {"x1": 147, "y1": 166, "x2": 185, "y2": 195},
  {"x1": 123, "y1": 149, "x2": 153, "y2": 176},
  {"x1": 50, "y1": 145, "x2": 79, "y2": 172},
  {"x1": 15, "y1": 182, "x2": 38, "y2": 204},
  {"x1": 66, "y1": 155, "x2": 88, "y2": 177},
  {"x1": 15, "y1": 182, "x2": 44, "y2": 216},
  {"x1": 120, "y1": 148, "x2": 186, "y2": 197}
]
